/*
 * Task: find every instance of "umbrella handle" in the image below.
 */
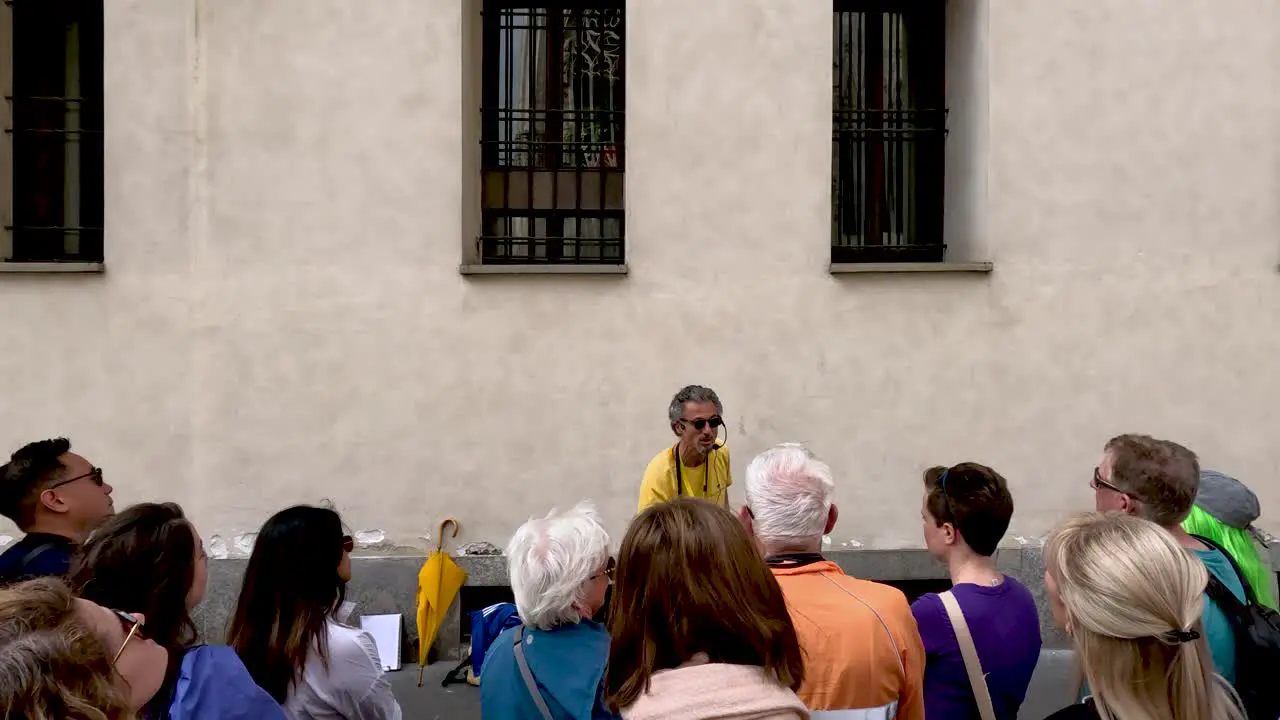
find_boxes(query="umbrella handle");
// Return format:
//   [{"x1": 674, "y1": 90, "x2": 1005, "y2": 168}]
[{"x1": 437, "y1": 517, "x2": 459, "y2": 552}]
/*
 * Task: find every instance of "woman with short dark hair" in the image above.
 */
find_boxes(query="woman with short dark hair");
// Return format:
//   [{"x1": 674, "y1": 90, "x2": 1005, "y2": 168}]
[
  {"x1": 70, "y1": 502, "x2": 283, "y2": 719},
  {"x1": 912, "y1": 463, "x2": 1041, "y2": 720},
  {"x1": 606, "y1": 498, "x2": 807, "y2": 720},
  {"x1": 228, "y1": 505, "x2": 400, "y2": 720}
]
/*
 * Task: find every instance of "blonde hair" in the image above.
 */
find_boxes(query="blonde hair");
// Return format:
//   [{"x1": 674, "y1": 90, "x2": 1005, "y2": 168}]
[
  {"x1": 1047, "y1": 512, "x2": 1242, "y2": 720},
  {"x1": 0, "y1": 578, "x2": 135, "y2": 720}
]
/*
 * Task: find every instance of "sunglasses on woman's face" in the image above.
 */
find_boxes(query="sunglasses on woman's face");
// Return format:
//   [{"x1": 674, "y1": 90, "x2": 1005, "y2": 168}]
[
  {"x1": 341, "y1": 535, "x2": 354, "y2": 553},
  {"x1": 111, "y1": 609, "x2": 144, "y2": 665},
  {"x1": 681, "y1": 416, "x2": 723, "y2": 431}
]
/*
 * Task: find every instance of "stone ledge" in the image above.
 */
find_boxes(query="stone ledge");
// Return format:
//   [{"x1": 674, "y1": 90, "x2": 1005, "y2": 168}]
[
  {"x1": 829, "y1": 261, "x2": 993, "y2": 274},
  {"x1": 0, "y1": 262, "x2": 105, "y2": 274},
  {"x1": 458, "y1": 264, "x2": 628, "y2": 276},
  {"x1": 192, "y1": 546, "x2": 1067, "y2": 662}
]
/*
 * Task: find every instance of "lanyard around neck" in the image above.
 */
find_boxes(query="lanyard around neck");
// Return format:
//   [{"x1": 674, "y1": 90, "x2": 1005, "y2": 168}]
[{"x1": 672, "y1": 444, "x2": 711, "y2": 497}]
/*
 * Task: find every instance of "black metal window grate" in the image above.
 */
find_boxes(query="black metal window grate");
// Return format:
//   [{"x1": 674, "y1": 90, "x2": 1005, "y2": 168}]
[
  {"x1": 833, "y1": 0, "x2": 945, "y2": 264},
  {"x1": 5, "y1": 0, "x2": 104, "y2": 263},
  {"x1": 480, "y1": 0, "x2": 625, "y2": 265}
]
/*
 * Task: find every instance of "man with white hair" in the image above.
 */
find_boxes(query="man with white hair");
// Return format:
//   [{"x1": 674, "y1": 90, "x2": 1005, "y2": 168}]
[
  {"x1": 741, "y1": 443, "x2": 924, "y2": 720},
  {"x1": 480, "y1": 502, "x2": 620, "y2": 719}
]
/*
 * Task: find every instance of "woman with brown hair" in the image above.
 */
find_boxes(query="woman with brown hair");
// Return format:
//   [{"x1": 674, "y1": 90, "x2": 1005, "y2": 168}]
[
  {"x1": 606, "y1": 498, "x2": 808, "y2": 720},
  {"x1": 71, "y1": 502, "x2": 284, "y2": 719},
  {"x1": 0, "y1": 577, "x2": 169, "y2": 719}
]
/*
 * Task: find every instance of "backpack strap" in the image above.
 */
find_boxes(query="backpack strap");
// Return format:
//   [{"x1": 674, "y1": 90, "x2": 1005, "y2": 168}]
[
  {"x1": 17, "y1": 540, "x2": 57, "y2": 575},
  {"x1": 1191, "y1": 533, "x2": 1256, "y2": 604},
  {"x1": 512, "y1": 626, "x2": 555, "y2": 720},
  {"x1": 939, "y1": 591, "x2": 998, "y2": 720}
]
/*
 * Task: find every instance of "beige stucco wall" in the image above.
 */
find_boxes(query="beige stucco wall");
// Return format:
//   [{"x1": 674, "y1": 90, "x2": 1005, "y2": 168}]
[{"x1": 0, "y1": 0, "x2": 1277, "y2": 555}]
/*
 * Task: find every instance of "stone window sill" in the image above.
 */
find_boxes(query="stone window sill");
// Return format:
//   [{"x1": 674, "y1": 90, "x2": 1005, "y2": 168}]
[
  {"x1": 829, "y1": 261, "x2": 993, "y2": 274},
  {"x1": 0, "y1": 262, "x2": 105, "y2": 274},
  {"x1": 459, "y1": 264, "x2": 628, "y2": 276}
]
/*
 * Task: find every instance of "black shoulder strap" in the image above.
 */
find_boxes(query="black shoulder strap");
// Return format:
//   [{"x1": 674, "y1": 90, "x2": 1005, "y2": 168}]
[
  {"x1": 672, "y1": 446, "x2": 683, "y2": 497},
  {"x1": 1191, "y1": 534, "x2": 1256, "y2": 604}
]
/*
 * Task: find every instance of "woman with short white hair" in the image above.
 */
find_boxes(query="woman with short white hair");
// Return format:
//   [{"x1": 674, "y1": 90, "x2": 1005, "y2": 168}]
[{"x1": 480, "y1": 502, "x2": 620, "y2": 720}]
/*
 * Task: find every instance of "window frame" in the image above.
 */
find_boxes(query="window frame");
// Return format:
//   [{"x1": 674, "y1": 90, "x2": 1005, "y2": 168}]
[
  {"x1": 3, "y1": 0, "x2": 105, "y2": 266},
  {"x1": 832, "y1": 0, "x2": 947, "y2": 264},
  {"x1": 478, "y1": 0, "x2": 626, "y2": 266}
]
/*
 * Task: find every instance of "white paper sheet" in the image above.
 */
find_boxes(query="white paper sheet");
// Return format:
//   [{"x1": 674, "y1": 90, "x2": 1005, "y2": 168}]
[{"x1": 360, "y1": 614, "x2": 403, "y2": 671}]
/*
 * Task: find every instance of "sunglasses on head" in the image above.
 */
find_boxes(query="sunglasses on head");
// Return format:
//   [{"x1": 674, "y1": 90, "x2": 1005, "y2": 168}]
[
  {"x1": 111, "y1": 609, "x2": 144, "y2": 664},
  {"x1": 48, "y1": 467, "x2": 104, "y2": 491},
  {"x1": 681, "y1": 416, "x2": 723, "y2": 431},
  {"x1": 341, "y1": 535, "x2": 354, "y2": 553}
]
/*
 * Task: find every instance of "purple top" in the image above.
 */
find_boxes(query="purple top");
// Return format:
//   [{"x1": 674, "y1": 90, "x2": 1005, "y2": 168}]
[{"x1": 910, "y1": 576, "x2": 1042, "y2": 720}]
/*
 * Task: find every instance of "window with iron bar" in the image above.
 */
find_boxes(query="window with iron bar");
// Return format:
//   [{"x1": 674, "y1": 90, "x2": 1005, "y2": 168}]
[
  {"x1": 3, "y1": 0, "x2": 104, "y2": 264},
  {"x1": 833, "y1": 0, "x2": 946, "y2": 263},
  {"x1": 480, "y1": 0, "x2": 624, "y2": 265}
]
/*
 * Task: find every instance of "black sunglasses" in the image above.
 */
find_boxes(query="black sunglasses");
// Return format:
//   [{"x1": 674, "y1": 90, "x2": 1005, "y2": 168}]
[
  {"x1": 1091, "y1": 467, "x2": 1125, "y2": 494},
  {"x1": 48, "y1": 467, "x2": 104, "y2": 491},
  {"x1": 681, "y1": 416, "x2": 723, "y2": 431},
  {"x1": 341, "y1": 535, "x2": 354, "y2": 553}
]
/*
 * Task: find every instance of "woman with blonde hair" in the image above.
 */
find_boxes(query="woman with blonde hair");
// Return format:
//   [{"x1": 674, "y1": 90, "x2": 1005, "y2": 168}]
[
  {"x1": 1043, "y1": 512, "x2": 1243, "y2": 720},
  {"x1": 0, "y1": 577, "x2": 169, "y2": 719}
]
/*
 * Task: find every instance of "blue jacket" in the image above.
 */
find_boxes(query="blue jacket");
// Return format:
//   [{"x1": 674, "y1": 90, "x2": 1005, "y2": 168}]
[
  {"x1": 0, "y1": 533, "x2": 73, "y2": 585},
  {"x1": 480, "y1": 620, "x2": 619, "y2": 720},
  {"x1": 164, "y1": 646, "x2": 286, "y2": 720}
]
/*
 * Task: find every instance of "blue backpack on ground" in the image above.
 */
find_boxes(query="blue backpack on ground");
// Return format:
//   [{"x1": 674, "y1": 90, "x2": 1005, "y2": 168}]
[{"x1": 442, "y1": 602, "x2": 522, "y2": 687}]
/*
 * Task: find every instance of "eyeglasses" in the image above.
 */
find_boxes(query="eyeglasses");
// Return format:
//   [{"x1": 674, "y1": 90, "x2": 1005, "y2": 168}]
[
  {"x1": 680, "y1": 416, "x2": 723, "y2": 431},
  {"x1": 594, "y1": 557, "x2": 615, "y2": 583},
  {"x1": 48, "y1": 467, "x2": 104, "y2": 491},
  {"x1": 1091, "y1": 467, "x2": 1126, "y2": 494},
  {"x1": 111, "y1": 609, "x2": 143, "y2": 665},
  {"x1": 341, "y1": 535, "x2": 354, "y2": 553}
]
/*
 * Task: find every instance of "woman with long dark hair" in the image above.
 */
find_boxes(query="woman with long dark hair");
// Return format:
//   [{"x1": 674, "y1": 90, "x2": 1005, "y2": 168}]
[
  {"x1": 228, "y1": 505, "x2": 400, "y2": 719},
  {"x1": 70, "y1": 502, "x2": 283, "y2": 719}
]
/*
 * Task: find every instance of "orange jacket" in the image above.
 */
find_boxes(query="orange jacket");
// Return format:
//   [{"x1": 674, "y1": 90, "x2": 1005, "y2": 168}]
[{"x1": 771, "y1": 559, "x2": 925, "y2": 720}]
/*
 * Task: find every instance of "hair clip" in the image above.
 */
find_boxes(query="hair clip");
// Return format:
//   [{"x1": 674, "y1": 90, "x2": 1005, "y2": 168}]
[
  {"x1": 1164, "y1": 628, "x2": 1201, "y2": 644},
  {"x1": 938, "y1": 469, "x2": 950, "y2": 493}
]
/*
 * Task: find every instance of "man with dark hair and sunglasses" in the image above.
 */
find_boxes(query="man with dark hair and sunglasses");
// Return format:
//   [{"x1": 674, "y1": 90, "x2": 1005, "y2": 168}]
[
  {"x1": 637, "y1": 385, "x2": 732, "y2": 512},
  {"x1": 0, "y1": 438, "x2": 114, "y2": 584}
]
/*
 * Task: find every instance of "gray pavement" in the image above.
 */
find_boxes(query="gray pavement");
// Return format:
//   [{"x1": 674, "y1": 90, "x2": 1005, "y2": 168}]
[{"x1": 392, "y1": 648, "x2": 1076, "y2": 719}]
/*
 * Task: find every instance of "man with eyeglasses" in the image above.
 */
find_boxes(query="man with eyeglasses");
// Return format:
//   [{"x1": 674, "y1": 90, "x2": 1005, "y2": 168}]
[
  {"x1": 1090, "y1": 434, "x2": 1247, "y2": 687},
  {"x1": 0, "y1": 438, "x2": 114, "y2": 584},
  {"x1": 637, "y1": 385, "x2": 732, "y2": 512}
]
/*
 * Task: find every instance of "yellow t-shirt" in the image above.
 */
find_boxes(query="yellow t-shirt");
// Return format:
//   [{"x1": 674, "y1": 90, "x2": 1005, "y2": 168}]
[{"x1": 637, "y1": 444, "x2": 732, "y2": 512}]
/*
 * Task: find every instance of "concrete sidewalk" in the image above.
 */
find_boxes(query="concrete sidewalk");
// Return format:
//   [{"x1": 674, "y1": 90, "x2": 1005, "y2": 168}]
[{"x1": 391, "y1": 649, "x2": 1076, "y2": 719}]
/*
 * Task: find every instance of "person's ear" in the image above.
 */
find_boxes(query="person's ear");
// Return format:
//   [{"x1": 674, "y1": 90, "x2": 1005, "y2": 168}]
[
  {"x1": 671, "y1": 421, "x2": 683, "y2": 438},
  {"x1": 1119, "y1": 494, "x2": 1139, "y2": 516},
  {"x1": 942, "y1": 522, "x2": 959, "y2": 546},
  {"x1": 737, "y1": 505, "x2": 754, "y2": 533},
  {"x1": 39, "y1": 489, "x2": 69, "y2": 515},
  {"x1": 824, "y1": 505, "x2": 839, "y2": 535}
]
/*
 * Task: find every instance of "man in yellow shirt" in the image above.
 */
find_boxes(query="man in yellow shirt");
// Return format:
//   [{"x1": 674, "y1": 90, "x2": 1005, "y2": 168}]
[{"x1": 637, "y1": 385, "x2": 732, "y2": 511}]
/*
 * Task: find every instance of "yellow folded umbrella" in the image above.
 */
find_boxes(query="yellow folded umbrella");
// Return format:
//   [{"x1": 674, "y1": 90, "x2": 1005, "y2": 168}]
[{"x1": 416, "y1": 517, "x2": 467, "y2": 686}]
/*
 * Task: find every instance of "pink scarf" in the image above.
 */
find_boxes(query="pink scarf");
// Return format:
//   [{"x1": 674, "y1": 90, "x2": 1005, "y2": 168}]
[{"x1": 621, "y1": 662, "x2": 810, "y2": 720}]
